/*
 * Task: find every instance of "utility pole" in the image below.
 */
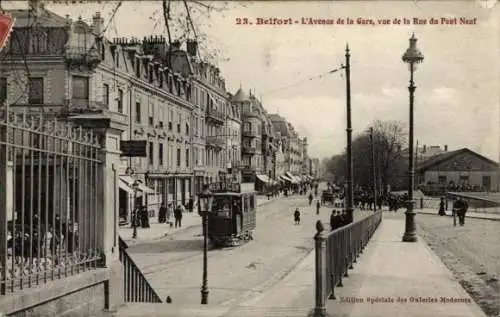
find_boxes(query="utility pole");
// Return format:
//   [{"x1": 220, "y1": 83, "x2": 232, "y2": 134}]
[{"x1": 344, "y1": 44, "x2": 354, "y2": 224}]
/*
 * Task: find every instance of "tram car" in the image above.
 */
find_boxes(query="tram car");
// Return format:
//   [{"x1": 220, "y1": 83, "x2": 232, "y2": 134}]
[{"x1": 207, "y1": 182, "x2": 257, "y2": 248}]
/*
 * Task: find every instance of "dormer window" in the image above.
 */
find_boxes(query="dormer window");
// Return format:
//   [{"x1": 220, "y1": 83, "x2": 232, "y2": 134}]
[
  {"x1": 148, "y1": 65, "x2": 153, "y2": 83},
  {"x1": 135, "y1": 58, "x2": 141, "y2": 77},
  {"x1": 30, "y1": 28, "x2": 47, "y2": 54},
  {"x1": 159, "y1": 72, "x2": 163, "y2": 88}
]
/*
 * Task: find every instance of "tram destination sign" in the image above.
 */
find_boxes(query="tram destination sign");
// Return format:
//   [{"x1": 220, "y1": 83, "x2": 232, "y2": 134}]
[
  {"x1": 210, "y1": 182, "x2": 241, "y2": 193},
  {"x1": 120, "y1": 140, "x2": 147, "y2": 157}
]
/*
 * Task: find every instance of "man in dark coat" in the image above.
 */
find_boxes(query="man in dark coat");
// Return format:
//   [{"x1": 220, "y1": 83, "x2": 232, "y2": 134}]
[
  {"x1": 174, "y1": 204, "x2": 183, "y2": 228},
  {"x1": 456, "y1": 198, "x2": 468, "y2": 226},
  {"x1": 159, "y1": 203, "x2": 167, "y2": 223}
]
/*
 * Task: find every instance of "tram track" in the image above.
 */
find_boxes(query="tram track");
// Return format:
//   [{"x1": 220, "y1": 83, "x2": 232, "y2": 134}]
[{"x1": 131, "y1": 196, "x2": 307, "y2": 276}]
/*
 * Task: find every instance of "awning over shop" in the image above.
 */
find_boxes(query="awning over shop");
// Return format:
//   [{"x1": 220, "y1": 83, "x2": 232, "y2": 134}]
[
  {"x1": 119, "y1": 179, "x2": 135, "y2": 194},
  {"x1": 282, "y1": 174, "x2": 298, "y2": 184},
  {"x1": 256, "y1": 174, "x2": 271, "y2": 183},
  {"x1": 120, "y1": 176, "x2": 155, "y2": 194},
  {"x1": 280, "y1": 175, "x2": 293, "y2": 182}
]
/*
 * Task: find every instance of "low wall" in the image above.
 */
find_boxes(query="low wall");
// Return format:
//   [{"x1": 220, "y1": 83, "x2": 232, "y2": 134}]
[{"x1": 0, "y1": 262, "x2": 123, "y2": 317}]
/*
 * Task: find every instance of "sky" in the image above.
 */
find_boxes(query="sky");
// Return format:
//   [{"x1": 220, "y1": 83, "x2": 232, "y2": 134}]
[{"x1": 6, "y1": 0, "x2": 499, "y2": 161}]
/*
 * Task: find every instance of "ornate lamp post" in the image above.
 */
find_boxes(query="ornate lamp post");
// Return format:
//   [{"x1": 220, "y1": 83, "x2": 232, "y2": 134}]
[
  {"x1": 401, "y1": 34, "x2": 424, "y2": 242},
  {"x1": 199, "y1": 185, "x2": 213, "y2": 304},
  {"x1": 132, "y1": 180, "x2": 139, "y2": 239}
]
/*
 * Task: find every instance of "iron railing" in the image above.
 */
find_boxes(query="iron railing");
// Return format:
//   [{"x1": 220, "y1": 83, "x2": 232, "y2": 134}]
[
  {"x1": 118, "y1": 237, "x2": 162, "y2": 303},
  {"x1": 313, "y1": 211, "x2": 382, "y2": 316},
  {"x1": 0, "y1": 109, "x2": 104, "y2": 294}
]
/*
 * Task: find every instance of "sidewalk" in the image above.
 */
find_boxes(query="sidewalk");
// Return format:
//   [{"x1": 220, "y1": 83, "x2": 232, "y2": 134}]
[
  {"x1": 225, "y1": 214, "x2": 487, "y2": 317},
  {"x1": 119, "y1": 195, "x2": 280, "y2": 245},
  {"x1": 418, "y1": 207, "x2": 500, "y2": 221}
]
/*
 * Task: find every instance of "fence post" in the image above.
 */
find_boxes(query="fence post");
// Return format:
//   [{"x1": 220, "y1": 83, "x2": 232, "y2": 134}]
[
  {"x1": 314, "y1": 220, "x2": 327, "y2": 317},
  {"x1": 69, "y1": 113, "x2": 127, "y2": 311}
]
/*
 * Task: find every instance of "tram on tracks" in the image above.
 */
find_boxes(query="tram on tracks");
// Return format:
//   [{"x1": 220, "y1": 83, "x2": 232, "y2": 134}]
[{"x1": 206, "y1": 182, "x2": 257, "y2": 248}]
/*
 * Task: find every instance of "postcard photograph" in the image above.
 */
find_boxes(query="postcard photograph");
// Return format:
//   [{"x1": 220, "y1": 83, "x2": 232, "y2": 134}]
[{"x1": 0, "y1": 1, "x2": 498, "y2": 317}]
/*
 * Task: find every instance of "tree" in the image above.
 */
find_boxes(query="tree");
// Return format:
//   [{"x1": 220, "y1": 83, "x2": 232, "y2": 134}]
[{"x1": 324, "y1": 120, "x2": 407, "y2": 193}]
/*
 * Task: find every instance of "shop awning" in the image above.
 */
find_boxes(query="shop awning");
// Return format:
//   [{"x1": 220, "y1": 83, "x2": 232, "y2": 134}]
[
  {"x1": 280, "y1": 175, "x2": 293, "y2": 182},
  {"x1": 256, "y1": 174, "x2": 270, "y2": 183},
  {"x1": 119, "y1": 176, "x2": 155, "y2": 194},
  {"x1": 119, "y1": 179, "x2": 135, "y2": 194}
]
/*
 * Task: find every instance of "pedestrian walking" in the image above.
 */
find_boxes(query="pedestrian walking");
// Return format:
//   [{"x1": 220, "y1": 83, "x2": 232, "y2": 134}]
[
  {"x1": 294, "y1": 208, "x2": 301, "y2": 225},
  {"x1": 457, "y1": 198, "x2": 468, "y2": 226},
  {"x1": 159, "y1": 203, "x2": 167, "y2": 223},
  {"x1": 140, "y1": 205, "x2": 150, "y2": 228},
  {"x1": 174, "y1": 204, "x2": 183, "y2": 228},
  {"x1": 330, "y1": 210, "x2": 339, "y2": 231},
  {"x1": 188, "y1": 198, "x2": 194, "y2": 213},
  {"x1": 308, "y1": 193, "x2": 313, "y2": 206},
  {"x1": 438, "y1": 197, "x2": 446, "y2": 216},
  {"x1": 316, "y1": 200, "x2": 320, "y2": 215}
]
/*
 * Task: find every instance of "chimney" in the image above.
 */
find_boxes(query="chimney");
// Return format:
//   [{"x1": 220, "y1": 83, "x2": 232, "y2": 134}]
[
  {"x1": 92, "y1": 12, "x2": 104, "y2": 36},
  {"x1": 444, "y1": 145, "x2": 448, "y2": 152},
  {"x1": 28, "y1": 0, "x2": 44, "y2": 16},
  {"x1": 186, "y1": 39, "x2": 198, "y2": 56}
]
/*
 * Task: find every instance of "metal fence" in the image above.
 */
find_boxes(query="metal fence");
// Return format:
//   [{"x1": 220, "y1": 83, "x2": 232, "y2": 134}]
[
  {"x1": 314, "y1": 211, "x2": 383, "y2": 316},
  {"x1": 118, "y1": 237, "x2": 162, "y2": 303},
  {"x1": 0, "y1": 109, "x2": 104, "y2": 294}
]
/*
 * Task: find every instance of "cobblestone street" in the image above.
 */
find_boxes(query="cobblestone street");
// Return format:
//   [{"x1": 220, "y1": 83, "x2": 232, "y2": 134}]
[
  {"x1": 125, "y1": 195, "x2": 370, "y2": 307},
  {"x1": 416, "y1": 214, "x2": 500, "y2": 316}
]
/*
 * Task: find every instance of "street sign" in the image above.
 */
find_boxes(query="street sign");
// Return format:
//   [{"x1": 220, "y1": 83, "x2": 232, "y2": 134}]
[
  {"x1": 120, "y1": 140, "x2": 147, "y2": 157},
  {"x1": 210, "y1": 182, "x2": 241, "y2": 193}
]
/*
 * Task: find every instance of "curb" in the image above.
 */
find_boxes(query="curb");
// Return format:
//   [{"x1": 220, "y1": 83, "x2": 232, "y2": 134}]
[{"x1": 418, "y1": 211, "x2": 500, "y2": 222}]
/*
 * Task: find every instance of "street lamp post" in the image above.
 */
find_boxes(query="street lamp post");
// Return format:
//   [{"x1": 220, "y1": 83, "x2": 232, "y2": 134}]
[
  {"x1": 199, "y1": 185, "x2": 213, "y2": 304},
  {"x1": 344, "y1": 44, "x2": 354, "y2": 224},
  {"x1": 369, "y1": 127, "x2": 377, "y2": 212},
  {"x1": 132, "y1": 180, "x2": 139, "y2": 239},
  {"x1": 401, "y1": 34, "x2": 424, "y2": 243}
]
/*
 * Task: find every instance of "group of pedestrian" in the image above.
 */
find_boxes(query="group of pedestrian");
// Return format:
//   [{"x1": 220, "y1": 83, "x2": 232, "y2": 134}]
[
  {"x1": 131, "y1": 205, "x2": 150, "y2": 229},
  {"x1": 158, "y1": 198, "x2": 195, "y2": 229},
  {"x1": 330, "y1": 209, "x2": 348, "y2": 231},
  {"x1": 438, "y1": 197, "x2": 469, "y2": 226}
]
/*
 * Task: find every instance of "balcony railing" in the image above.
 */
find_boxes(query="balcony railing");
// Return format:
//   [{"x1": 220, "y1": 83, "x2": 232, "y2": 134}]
[
  {"x1": 242, "y1": 146, "x2": 256, "y2": 154},
  {"x1": 65, "y1": 98, "x2": 107, "y2": 113},
  {"x1": 206, "y1": 136, "x2": 225, "y2": 148},
  {"x1": 206, "y1": 108, "x2": 225, "y2": 125},
  {"x1": 243, "y1": 129, "x2": 259, "y2": 137}
]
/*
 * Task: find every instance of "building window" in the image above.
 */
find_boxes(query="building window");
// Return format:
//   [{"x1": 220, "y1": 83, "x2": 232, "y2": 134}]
[
  {"x1": 103, "y1": 84, "x2": 109, "y2": 105},
  {"x1": 0, "y1": 77, "x2": 6, "y2": 104},
  {"x1": 135, "y1": 59, "x2": 140, "y2": 77},
  {"x1": 176, "y1": 148, "x2": 181, "y2": 167},
  {"x1": 30, "y1": 30, "x2": 47, "y2": 54},
  {"x1": 28, "y1": 77, "x2": 44, "y2": 104},
  {"x1": 168, "y1": 110, "x2": 173, "y2": 131},
  {"x1": 177, "y1": 114, "x2": 181, "y2": 133},
  {"x1": 149, "y1": 103, "x2": 154, "y2": 126},
  {"x1": 72, "y1": 76, "x2": 89, "y2": 108},
  {"x1": 459, "y1": 175, "x2": 469, "y2": 184},
  {"x1": 185, "y1": 123, "x2": 189, "y2": 135},
  {"x1": 117, "y1": 89, "x2": 123, "y2": 113},
  {"x1": 135, "y1": 102, "x2": 141, "y2": 123},
  {"x1": 438, "y1": 176, "x2": 446, "y2": 184},
  {"x1": 148, "y1": 142, "x2": 154, "y2": 165},
  {"x1": 159, "y1": 143, "x2": 164, "y2": 166},
  {"x1": 185, "y1": 149, "x2": 189, "y2": 167}
]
